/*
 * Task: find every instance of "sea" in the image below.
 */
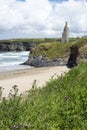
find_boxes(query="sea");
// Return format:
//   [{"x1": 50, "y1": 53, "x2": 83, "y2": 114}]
[{"x1": 0, "y1": 51, "x2": 31, "y2": 73}]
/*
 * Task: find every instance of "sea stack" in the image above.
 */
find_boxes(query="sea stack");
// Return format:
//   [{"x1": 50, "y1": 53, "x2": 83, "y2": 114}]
[{"x1": 61, "y1": 21, "x2": 69, "y2": 43}]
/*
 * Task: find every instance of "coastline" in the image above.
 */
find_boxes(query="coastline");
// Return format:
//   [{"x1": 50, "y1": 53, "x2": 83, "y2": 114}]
[{"x1": 0, "y1": 66, "x2": 70, "y2": 98}]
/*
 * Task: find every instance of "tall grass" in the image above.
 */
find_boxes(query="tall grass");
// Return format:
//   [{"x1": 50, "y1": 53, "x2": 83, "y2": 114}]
[{"x1": 0, "y1": 62, "x2": 87, "y2": 129}]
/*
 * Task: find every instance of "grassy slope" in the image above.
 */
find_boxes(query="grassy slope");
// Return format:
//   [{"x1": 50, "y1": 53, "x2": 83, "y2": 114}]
[
  {"x1": 0, "y1": 62, "x2": 87, "y2": 130},
  {"x1": 32, "y1": 37, "x2": 87, "y2": 60}
]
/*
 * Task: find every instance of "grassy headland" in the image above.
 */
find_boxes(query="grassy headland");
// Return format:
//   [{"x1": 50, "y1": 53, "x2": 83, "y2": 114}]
[
  {"x1": 0, "y1": 62, "x2": 87, "y2": 130},
  {"x1": 0, "y1": 37, "x2": 87, "y2": 60},
  {"x1": 31, "y1": 37, "x2": 87, "y2": 60}
]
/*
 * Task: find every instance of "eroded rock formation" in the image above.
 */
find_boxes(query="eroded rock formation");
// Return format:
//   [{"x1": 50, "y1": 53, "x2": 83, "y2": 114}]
[
  {"x1": 67, "y1": 45, "x2": 79, "y2": 68},
  {"x1": 22, "y1": 47, "x2": 67, "y2": 67},
  {"x1": 0, "y1": 41, "x2": 38, "y2": 51}
]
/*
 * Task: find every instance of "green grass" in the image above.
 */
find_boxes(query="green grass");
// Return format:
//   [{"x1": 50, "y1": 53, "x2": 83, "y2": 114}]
[
  {"x1": 0, "y1": 38, "x2": 59, "y2": 43},
  {"x1": 0, "y1": 62, "x2": 87, "y2": 130},
  {"x1": 32, "y1": 37, "x2": 87, "y2": 60},
  {"x1": 33, "y1": 41, "x2": 71, "y2": 59}
]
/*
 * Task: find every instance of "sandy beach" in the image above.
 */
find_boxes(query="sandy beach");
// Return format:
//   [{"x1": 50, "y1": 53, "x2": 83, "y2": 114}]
[{"x1": 0, "y1": 66, "x2": 70, "y2": 98}]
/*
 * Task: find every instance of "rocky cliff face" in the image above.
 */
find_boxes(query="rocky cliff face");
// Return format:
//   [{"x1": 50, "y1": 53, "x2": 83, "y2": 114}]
[
  {"x1": 0, "y1": 41, "x2": 38, "y2": 51},
  {"x1": 22, "y1": 44, "x2": 79, "y2": 67},
  {"x1": 22, "y1": 55, "x2": 67, "y2": 67}
]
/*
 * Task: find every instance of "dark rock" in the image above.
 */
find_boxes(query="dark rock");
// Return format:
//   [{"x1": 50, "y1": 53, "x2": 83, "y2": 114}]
[
  {"x1": 22, "y1": 55, "x2": 67, "y2": 67},
  {"x1": 66, "y1": 45, "x2": 79, "y2": 68},
  {"x1": 0, "y1": 41, "x2": 38, "y2": 52}
]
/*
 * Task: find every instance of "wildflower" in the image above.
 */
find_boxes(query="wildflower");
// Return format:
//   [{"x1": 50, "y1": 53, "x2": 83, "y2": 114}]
[
  {"x1": 13, "y1": 125, "x2": 19, "y2": 130},
  {"x1": 64, "y1": 96, "x2": 68, "y2": 101},
  {"x1": 15, "y1": 126, "x2": 19, "y2": 129},
  {"x1": 19, "y1": 123, "x2": 23, "y2": 127},
  {"x1": 13, "y1": 125, "x2": 16, "y2": 130},
  {"x1": 24, "y1": 124, "x2": 29, "y2": 129}
]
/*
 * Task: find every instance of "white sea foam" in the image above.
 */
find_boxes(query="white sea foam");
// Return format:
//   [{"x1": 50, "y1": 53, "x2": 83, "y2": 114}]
[{"x1": 0, "y1": 51, "x2": 31, "y2": 72}]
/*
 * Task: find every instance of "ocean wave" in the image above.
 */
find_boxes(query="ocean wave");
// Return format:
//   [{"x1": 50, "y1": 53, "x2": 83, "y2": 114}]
[{"x1": 0, "y1": 51, "x2": 30, "y2": 72}]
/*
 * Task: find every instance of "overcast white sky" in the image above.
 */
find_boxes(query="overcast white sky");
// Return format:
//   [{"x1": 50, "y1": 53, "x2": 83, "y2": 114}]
[{"x1": 0, "y1": 0, "x2": 87, "y2": 39}]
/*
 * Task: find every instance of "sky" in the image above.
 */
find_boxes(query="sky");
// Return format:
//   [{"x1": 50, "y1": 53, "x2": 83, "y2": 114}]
[{"x1": 0, "y1": 0, "x2": 87, "y2": 39}]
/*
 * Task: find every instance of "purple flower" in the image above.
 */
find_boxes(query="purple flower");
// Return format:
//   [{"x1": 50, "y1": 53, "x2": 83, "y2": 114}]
[
  {"x1": 13, "y1": 125, "x2": 19, "y2": 130},
  {"x1": 13, "y1": 125, "x2": 16, "y2": 130},
  {"x1": 16, "y1": 126, "x2": 19, "y2": 129}
]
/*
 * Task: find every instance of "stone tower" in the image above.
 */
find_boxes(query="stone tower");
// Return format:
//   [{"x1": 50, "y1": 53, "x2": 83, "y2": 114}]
[{"x1": 61, "y1": 21, "x2": 69, "y2": 43}]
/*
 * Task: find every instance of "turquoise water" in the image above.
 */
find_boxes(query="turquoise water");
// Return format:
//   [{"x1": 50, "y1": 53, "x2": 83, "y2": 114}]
[{"x1": 0, "y1": 51, "x2": 31, "y2": 72}]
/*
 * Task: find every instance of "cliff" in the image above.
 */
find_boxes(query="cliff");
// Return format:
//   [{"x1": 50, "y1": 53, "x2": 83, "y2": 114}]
[
  {"x1": 1, "y1": 37, "x2": 87, "y2": 67},
  {"x1": 22, "y1": 37, "x2": 87, "y2": 67},
  {"x1": 0, "y1": 41, "x2": 38, "y2": 51},
  {"x1": 0, "y1": 38, "x2": 58, "y2": 51}
]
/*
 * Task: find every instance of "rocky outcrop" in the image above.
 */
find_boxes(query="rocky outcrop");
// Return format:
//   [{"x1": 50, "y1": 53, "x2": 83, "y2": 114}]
[
  {"x1": 22, "y1": 44, "x2": 79, "y2": 68},
  {"x1": 0, "y1": 41, "x2": 38, "y2": 51},
  {"x1": 22, "y1": 55, "x2": 67, "y2": 67},
  {"x1": 66, "y1": 45, "x2": 79, "y2": 68}
]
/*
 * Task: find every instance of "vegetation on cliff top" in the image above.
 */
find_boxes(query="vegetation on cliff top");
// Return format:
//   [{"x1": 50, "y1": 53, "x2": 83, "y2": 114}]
[
  {"x1": 0, "y1": 38, "x2": 59, "y2": 43},
  {"x1": 0, "y1": 37, "x2": 87, "y2": 60},
  {"x1": 0, "y1": 62, "x2": 87, "y2": 130},
  {"x1": 32, "y1": 37, "x2": 87, "y2": 60}
]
